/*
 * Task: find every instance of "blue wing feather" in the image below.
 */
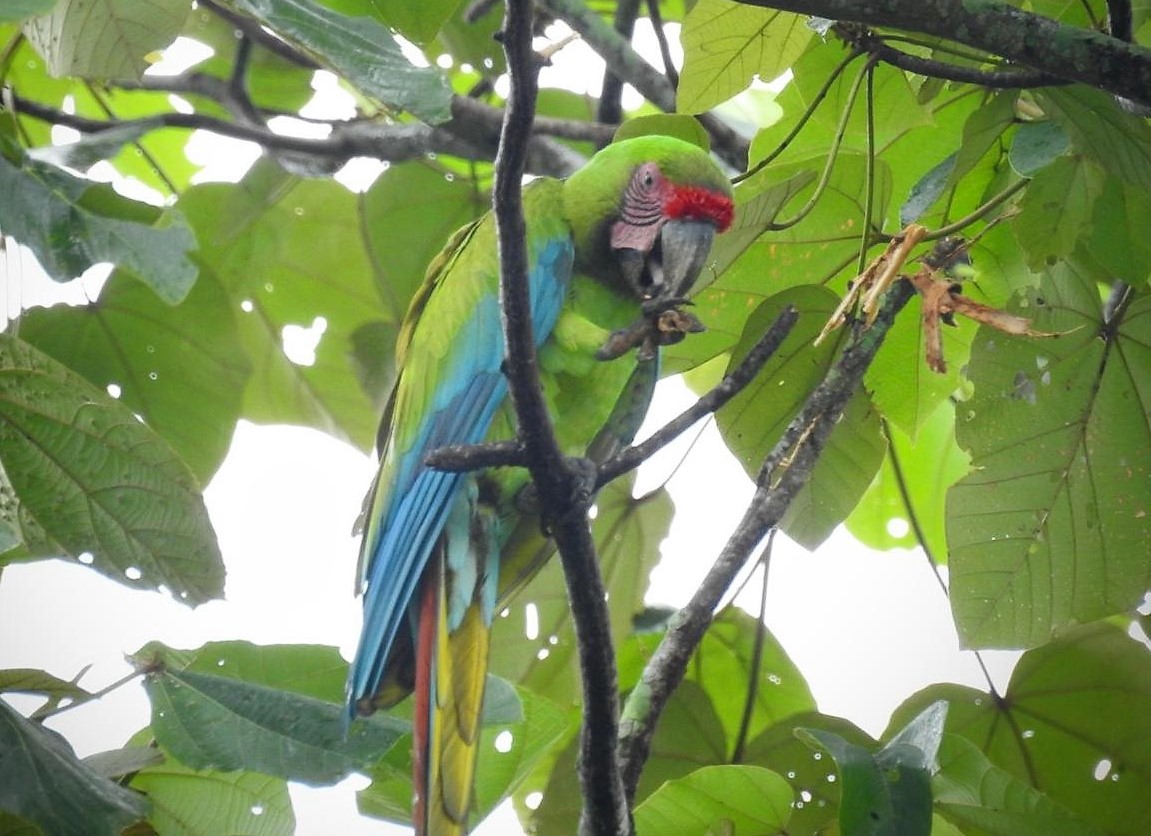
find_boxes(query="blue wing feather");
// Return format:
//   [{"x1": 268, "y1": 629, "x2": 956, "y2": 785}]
[{"x1": 348, "y1": 234, "x2": 574, "y2": 714}]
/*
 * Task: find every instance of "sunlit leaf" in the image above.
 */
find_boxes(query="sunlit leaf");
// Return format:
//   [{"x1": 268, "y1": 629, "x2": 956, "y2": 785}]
[
  {"x1": 948, "y1": 265, "x2": 1151, "y2": 647},
  {"x1": 0, "y1": 699, "x2": 148, "y2": 835},
  {"x1": 679, "y1": 0, "x2": 811, "y2": 113},
  {"x1": 633, "y1": 764, "x2": 793, "y2": 835},
  {"x1": 22, "y1": 0, "x2": 190, "y2": 80},
  {"x1": 0, "y1": 334, "x2": 223, "y2": 604},
  {"x1": 0, "y1": 1, "x2": 57, "y2": 21}
]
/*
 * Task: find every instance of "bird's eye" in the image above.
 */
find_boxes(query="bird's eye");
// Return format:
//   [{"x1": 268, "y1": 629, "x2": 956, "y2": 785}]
[{"x1": 642, "y1": 170, "x2": 654, "y2": 188}]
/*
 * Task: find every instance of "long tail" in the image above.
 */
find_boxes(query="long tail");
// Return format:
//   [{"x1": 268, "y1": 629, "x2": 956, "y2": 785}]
[{"x1": 413, "y1": 564, "x2": 491, "y2": 835}]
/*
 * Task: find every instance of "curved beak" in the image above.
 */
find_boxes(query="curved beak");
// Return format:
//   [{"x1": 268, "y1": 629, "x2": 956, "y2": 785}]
[
  {"x1": 615, "y1": 218, "x2": 717, "y2": 301},
  {"x1": 659, "y1": 218, "x2": 716, "y2": 299}
]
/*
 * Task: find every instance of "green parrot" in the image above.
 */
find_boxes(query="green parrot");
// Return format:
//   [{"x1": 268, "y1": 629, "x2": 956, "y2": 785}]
[{"x1": 348, "y1": 134, "x2": 733, "y2": 834}]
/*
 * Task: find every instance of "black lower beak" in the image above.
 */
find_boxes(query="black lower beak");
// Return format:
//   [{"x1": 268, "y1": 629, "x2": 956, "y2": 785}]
[{"x1": 658, "y1": 219, "x2": 716, "y2": 299}]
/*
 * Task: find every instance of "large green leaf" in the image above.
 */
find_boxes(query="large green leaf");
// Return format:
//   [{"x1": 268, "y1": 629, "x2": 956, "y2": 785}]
[
  {"x1": 0, "y1": 699, "x2": 148, "y2": 835},
  {"x1": 678, "y1": 0, "x2": 811, "y2": 113},
  {"x1": 230, "y1": 0, "x2": 453, "y2": 123},
  {"x1": 1012, "y1": 155, "x2": 1105, "y2": 272},
  {"x1": 1040, "y1": 85, "x2": 1151, "y2": 193},
  {"x1": 177, "y1": 161, "x2": 390, "y2": 448},
  {"x1": 0, "y1": 334, "x2": 223, "y2": 604},
  {"x1": 131, "y1": 760, "x2": 295, "y2": 836},
  {"x1": 22, "y1": 0, "x2": 190, "y2": 80},
  {"x1": 889, "y1": 622, "x2": 1151, "y2": 835},
  {"x1": 339, "y1": 0, "x2": 461, "y2": 43},
  {"x1": 780, "y1": 390, "x2": 886, "y2": 550},
  {"x1": 713, "y1": 285, "x2": 843, "y2": 476},
  {"x1": 633, "y1": 764, "x2": 793, "y2": 835},
  {"x1": 0, "y1": 138, "x2": 198, "y2": 303},
  {"x1": 141, "y1": 661, "x2": 405, "y2": 785},
  {"x1": 0, "y1": 1, "x2": 58, "y2": 23},
  {"x1": 947, "y1": 266, "x2": 1151, "y2": 647},
  {"x1": 847, "y1": 401, "x2": 970, "y2": 558},
  {"x1": 18, "y1": 268, "x2": 250, "y2": 485},
  {"x1": 934, "y1": 734, "x2": 1102, "y2": 835}
]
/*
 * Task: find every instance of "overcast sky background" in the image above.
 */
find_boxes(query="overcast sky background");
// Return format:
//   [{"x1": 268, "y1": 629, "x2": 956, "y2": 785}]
[{"x1": 0, "y1": 22, "x2": 1021, "y2": 834}]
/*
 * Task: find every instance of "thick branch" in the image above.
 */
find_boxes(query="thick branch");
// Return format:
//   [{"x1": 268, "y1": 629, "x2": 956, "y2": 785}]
[
  {"x1": 736, "y1": 0, "x2": 1151, "y2": 108},
  {"x1": 616, "y1": 279, "x2": 916, "y2": 799},
  {"x1": 495, "y1": 2, "x2": 630, "y2": 834}
]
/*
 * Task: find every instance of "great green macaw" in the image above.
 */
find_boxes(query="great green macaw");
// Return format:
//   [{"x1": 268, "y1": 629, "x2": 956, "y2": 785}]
[{"x1": 347, "y1": 135, "x2": 733, "y2": 834}]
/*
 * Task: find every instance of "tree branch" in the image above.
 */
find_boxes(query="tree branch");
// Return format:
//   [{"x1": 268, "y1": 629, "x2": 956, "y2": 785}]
[
  {"x1": 494, "y1": 2, "x2": 630, "y2": 833},
  {"x1": 617, "y1": 278, "x2": 916, "y2": 800},
  {"x1": 537, "y1": 0, "x2": 750, "y2": 171},
  {"x1": 735, "y1": 0, "x2": 1151, "y2": 108}
]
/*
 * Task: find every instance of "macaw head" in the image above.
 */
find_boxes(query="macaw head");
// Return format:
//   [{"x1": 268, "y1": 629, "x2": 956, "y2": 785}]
[{"x1": 564, "y1": 135, "x2": 733, "y2": 301}]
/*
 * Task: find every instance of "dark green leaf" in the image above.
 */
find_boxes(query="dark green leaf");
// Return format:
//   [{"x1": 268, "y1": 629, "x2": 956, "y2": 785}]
[
  {"x1": 345, "y1": 0, "x2": 461, "y2": 43},
  {"x1": 901, "y1": 153, "x2": 955, "y2": 225},
  {"x1": 934, "y1": 734, "x2": 1103, "y2": 835},
  {"x1": 889, "y1": 623, "x2": 1151, "y2": 834},
  {"x1": 22, "y1": 0, "x2": 190, "y2": 80},
  {"x1": 143, "y1": 666, "x2": 405, "y2": 785},
  {"x1": 0, "y1": 700, "x2": 148, "y2": 835},
  {"x1": 0, "y1": 1, "x2": 57, "y2": 22},
  {"x1": 0, "y1": 334, "x2": 223, "y2": 604},
  {"x1": 0, "y1": 668, "x2": 92, "y2": 702},
  {"x1": 1010, "y1": 121, "x2": 1071, "y2": 176},
  {"x1": 18, "y1": 268, "x2": 250, "y2": 485},
  {"x1": 948, "y1": 267, "x2": 1151, "y2": 647},
  {"x1": 1041, "y1": 85, "x2": 1151, "y2": 192},
  {"x1": 780, "y1": 390, "x2": 886, "y2": 549},
  {"x1": 633, "y1": 764, "x2": 793, "y2": 835},
  {"x1": 231, "y1": 0, "x2": 453, "y2": 123},
  {"x1": 0, "y1": 138, "x2": 198, "y2": 303},
  {"x1": 1012, "y1": 155, "x2": 1104, "y2": 271},
  {"x1": 83, "y1": 746, "x2": 165, "y2": 779}
]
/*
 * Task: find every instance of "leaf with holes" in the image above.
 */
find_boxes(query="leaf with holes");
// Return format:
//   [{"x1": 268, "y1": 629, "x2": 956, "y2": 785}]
[
  {"x1": 679, "y1": 0, "x2": 812, "y2": 113},
  {"x1": 18, "y1": 268, "x2": 250, "y2": 485},
  {"x1": 947, "y1": 264, "x2": 1151, "y2": 648},
  {"x1": 0, "y1": 333, "x2": 223, "y2": 604},
  {"x1": 633, "y1": 764, "x2": 793, "y2": 835},
  {"x1": 888, "y1": 622, "x2": 1151, "y2": 834}
]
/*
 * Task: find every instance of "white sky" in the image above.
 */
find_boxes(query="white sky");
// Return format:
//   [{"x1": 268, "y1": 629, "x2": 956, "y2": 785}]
[{"x1": 0, "y1": 21, "x2": 1021, "y2": 836}]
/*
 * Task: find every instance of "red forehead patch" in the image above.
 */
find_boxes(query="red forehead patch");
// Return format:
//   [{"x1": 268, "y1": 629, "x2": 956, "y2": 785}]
[{"x1": 665, "y1": 185, "x2": 734, "y2": 233}]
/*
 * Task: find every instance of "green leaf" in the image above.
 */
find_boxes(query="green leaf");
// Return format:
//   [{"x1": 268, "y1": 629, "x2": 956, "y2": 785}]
[
  {"x1": 131, "y1": 760, "x2": 295, "y2": 836},
  {"x1": 947, "y1": 267, "x2": 1151, "y2": 647},
  {"x1": 779, "y1": 390, "x2": 886, "y2": 549},
  {"x1": 949, "y1": 92, "x2": 1017, "y2": 188},
  {"x1": 1041, "y1": 85, "x2": 1151, "y2": 193},
  {"x1": 799, "y1": 702, "x2": 940, "y2": 836},
  {"x1": 714, "y1": 286, "x2": 843, "y2": 477},
  {"x1": 82, "y1": 746, "x2": 165, "y2": 779},
  {"x1": 889, "y1": 622, "x2": 1151, "y2": 834},
  {"x1": 349, "y1": 0, "x2": 461, "y2": 43},
  {"x1": 1010, "y1": 121, "x2": 1071, "y2": 176},
  {"x1": 847, "y1": 401, "x2": 970, "y2": 557},
  {"x1": 633, "y1": 764, "x2": 793, "y2": 835},
  {"x1": 143, "y1": 666, "x2": 405, "y2": 785},
  {"x1": 678, "y1": 0, "x2": 811, "y2": 113},
  {"x1": 357, "y1": 684, "x2": 570, "y2": 829},
  {"x1": 0, "y1": 333, "x2": 223, "y2": 604},
  {"x1": 934, "y1": 734, "x2": 1103, "y2": 835},
  {"x1": 0, "y1": 1, "x2": 57, "y2": 22},
  {"x1": 22, "y1": 0, "x2": 190, "y2": 80},
  {"x1": 613, "y1": 114, "x2": 711, "y2": 150},
  {"x1": 1083, "y1": 174, "x2": 1151, "y2": 286},
  {"x1": 18, "y1": 268, "x2": 250, "y2": 485},
  {"x1": 0, "y1": 668, "x2": 92, "y2": 703},
  {"x1": 0, "y1": 138, "x2": 198, "y2": 304},
  {"x1": 0, "y1": 699, "x2": 148, "y2": 835},
  {"x1": 741, "y1": 711, "x2": 876, "y2": 834},
  {"x1": 1012, "y1": 155, "x2": 1105, "y2": 272},
  {"x1": 231, "y1": 0, "x2": 453, "y2": 123},
  {"x1": 900, "y1": 153, "x2": 955, "y2": 225},
  {"x1": 135, "y1": 640, "x2": 351, "y2": 702}
]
